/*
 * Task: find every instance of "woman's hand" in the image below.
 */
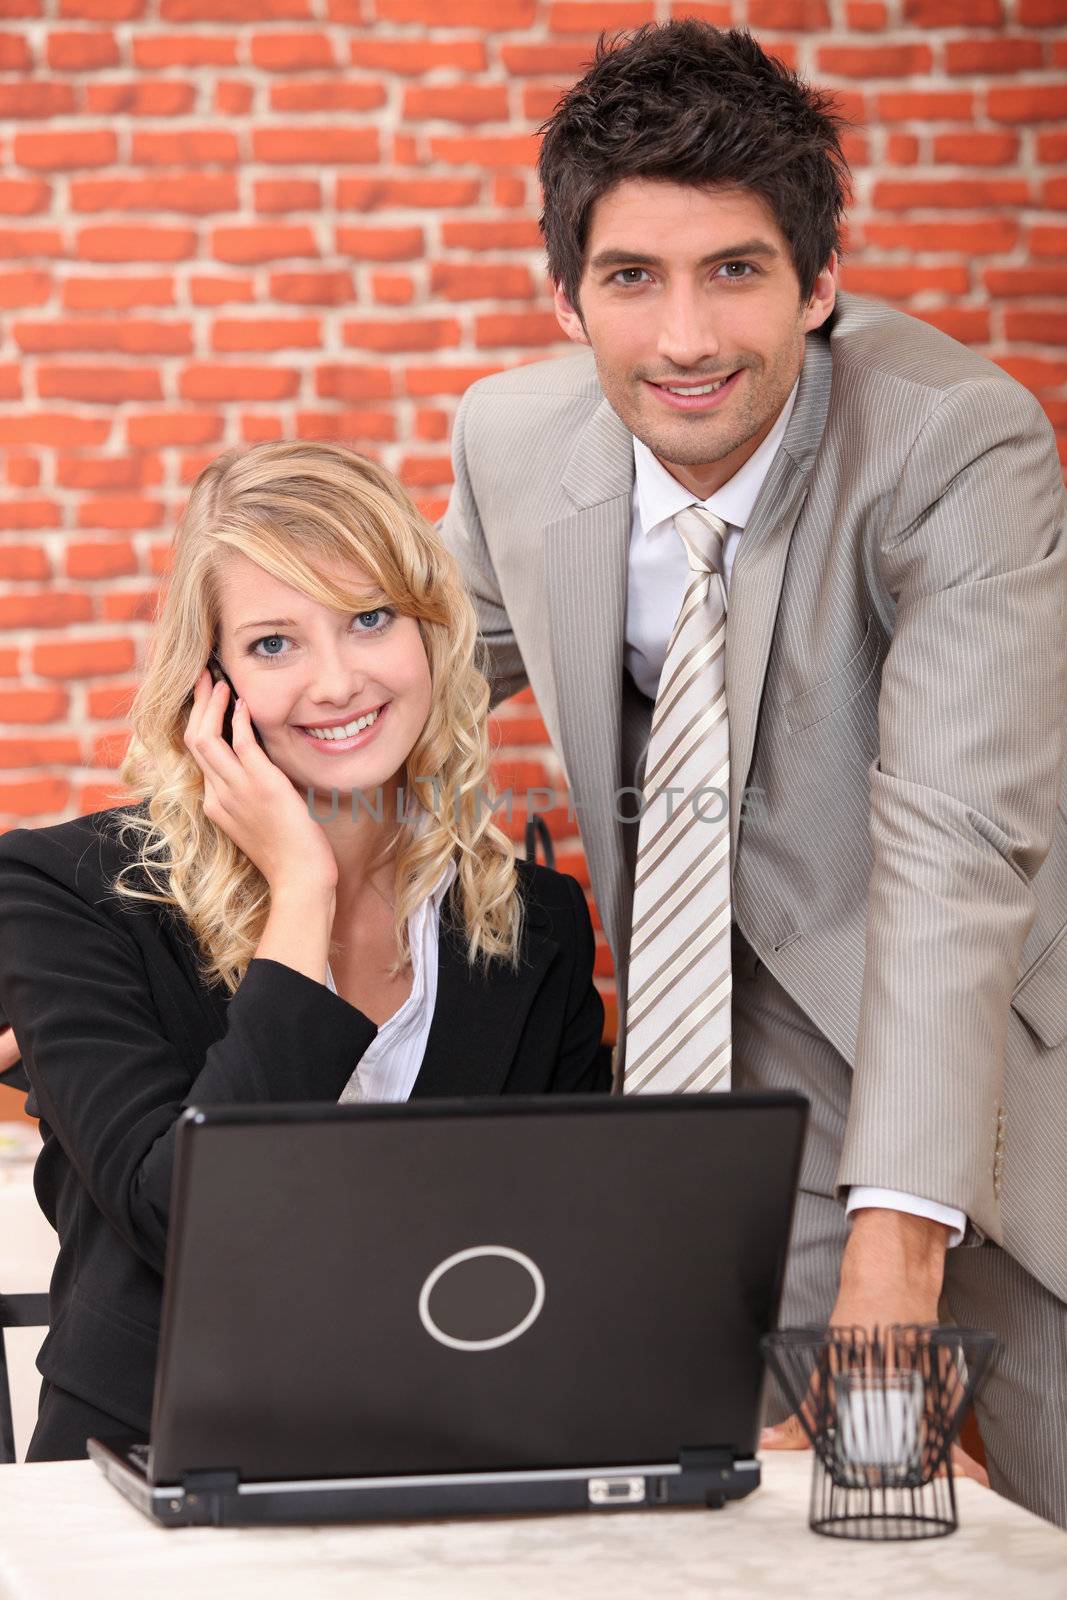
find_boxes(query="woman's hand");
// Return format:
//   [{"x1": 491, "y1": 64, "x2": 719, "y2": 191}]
[{"x1": 184, "y1": 669, "x2": 338, "y2": 900}]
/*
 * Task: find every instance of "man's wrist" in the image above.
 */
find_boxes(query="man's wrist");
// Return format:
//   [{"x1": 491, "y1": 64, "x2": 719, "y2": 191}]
[{"x1": 842, "y1": 1206, "x2": 950, "y2": 1297}]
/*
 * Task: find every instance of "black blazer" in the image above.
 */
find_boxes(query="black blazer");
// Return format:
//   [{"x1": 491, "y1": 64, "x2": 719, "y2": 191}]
[{"x1": 0, "y1": 807, "x2": 608, "y2": 1429}]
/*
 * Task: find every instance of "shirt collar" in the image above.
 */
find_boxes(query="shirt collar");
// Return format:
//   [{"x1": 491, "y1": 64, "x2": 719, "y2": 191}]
[{"x1": 633, "y1": 376, "x2": 799, "y2": 539}]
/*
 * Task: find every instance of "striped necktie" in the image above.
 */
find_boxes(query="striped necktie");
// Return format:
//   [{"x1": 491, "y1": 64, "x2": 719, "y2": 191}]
[{"x1": 623, "y1": 505, "x2": 732, "y2": 1095}]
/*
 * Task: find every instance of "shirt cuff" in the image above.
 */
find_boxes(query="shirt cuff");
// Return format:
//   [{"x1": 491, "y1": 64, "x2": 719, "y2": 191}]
[{"x1": 845, "y1": 1186, "x2": 967, "y2": 1248}]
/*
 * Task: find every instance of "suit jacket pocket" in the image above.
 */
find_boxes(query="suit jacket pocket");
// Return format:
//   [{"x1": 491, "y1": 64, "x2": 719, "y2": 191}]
[
  {"x1": 784, "y1": 615, "x2": 882, "y2": 735},
  {"x1": 1011, "y1": 922, "x2": 1067, "y2": 1049}
]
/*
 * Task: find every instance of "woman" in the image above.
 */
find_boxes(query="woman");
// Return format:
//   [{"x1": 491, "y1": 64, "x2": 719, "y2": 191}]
[{"x1": 0, "y1": 441, "x2": 608, "y2": 1461}]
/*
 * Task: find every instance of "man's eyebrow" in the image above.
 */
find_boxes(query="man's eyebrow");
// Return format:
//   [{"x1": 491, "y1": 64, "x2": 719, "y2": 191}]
[{"x1": 588, "y1": 239, "x2": 780, "y2": 272}]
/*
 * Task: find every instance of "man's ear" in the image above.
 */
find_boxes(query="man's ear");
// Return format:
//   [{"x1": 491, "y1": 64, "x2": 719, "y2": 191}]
[
  {"x1": 802, "y1": 251, "x2": 837, "y2": 334},
  {"x1": 553, "y1": 282, "x2": 590, "y2": 346}
]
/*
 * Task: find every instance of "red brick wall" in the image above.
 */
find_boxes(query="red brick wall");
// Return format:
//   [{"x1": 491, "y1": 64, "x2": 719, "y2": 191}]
[{"x1": 1, "y1": 0, "x2": 1065, "y2": 1056}]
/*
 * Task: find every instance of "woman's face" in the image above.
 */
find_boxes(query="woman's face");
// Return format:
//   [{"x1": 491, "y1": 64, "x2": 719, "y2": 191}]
[{"x1": 213, "y1": 550, "x2": 433, "y2": 800}]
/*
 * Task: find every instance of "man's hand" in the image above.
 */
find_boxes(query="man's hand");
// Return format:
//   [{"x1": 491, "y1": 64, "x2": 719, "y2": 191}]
[{"x1": 761, "y1": 1208, "x2": 989, "y2": 1486}]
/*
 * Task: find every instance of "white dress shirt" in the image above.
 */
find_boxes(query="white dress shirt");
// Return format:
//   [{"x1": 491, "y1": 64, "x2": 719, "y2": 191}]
[
  {"x1": 328, "y1": 856, "x2": 456, "y2": 1104},
  {"x1": 624, "y1": 381, "x2": 966, "y2": 1248}
]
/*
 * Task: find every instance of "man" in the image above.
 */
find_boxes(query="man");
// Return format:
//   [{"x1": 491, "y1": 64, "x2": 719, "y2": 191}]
[{"x1": 440, "y1": 22, "x2": 1067, "y2": 1525}]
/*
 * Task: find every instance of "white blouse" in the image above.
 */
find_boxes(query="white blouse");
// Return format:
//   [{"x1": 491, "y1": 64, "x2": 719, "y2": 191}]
[{"x1": 329, "y1": 857, "x2": 457, "y2": 1104}]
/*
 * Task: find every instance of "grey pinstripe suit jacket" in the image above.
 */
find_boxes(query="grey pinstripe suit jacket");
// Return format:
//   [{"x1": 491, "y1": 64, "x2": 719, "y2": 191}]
[{"x1": 441, "y1": 289, "x2": 1067, "y2": 1302}]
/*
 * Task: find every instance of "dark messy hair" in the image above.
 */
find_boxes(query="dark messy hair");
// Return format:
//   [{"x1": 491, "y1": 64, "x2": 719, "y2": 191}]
[{"x1": 538, "y1": 21, "x2": 851, "y2": 306}]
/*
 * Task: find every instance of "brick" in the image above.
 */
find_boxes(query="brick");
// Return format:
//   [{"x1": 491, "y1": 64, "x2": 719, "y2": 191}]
[
  {"x1": 0, "y1": 365, "x2": 22, "y2": 400},
  {"x1": 212, "y1": 317, "x2": 320, "y2": 350},
  {"x1": 131, "y1": 130, "x2": 239, "y2": 165},
  {"x1": 14, "y1": 318, "x2": 192, "y2": 354},
  {"x1": 133, "y1": 32, "x2": 237, "y2": 66},
  {"x1": 523, "y1": 85, "x2": 569, "y2": 121},
  {"x1": 932, "y1": 131, "x2": 1019, "y2": 165},
  {"x1": 398, "y1": 454, "x2": 452, "y2": 486},
  {"x1": 747, "y1": 0, "x2": 829, "y2": 23},
  {"x1": 62, "y1": 274, "x2": 174, "y2": 310},
  {"x1": 441, "y1": 217, "x2": 543, "y2": 250},
  {"x1": 161, "y1": 0, "x2": 311, "y2": 14},
  {"x1": 0, "y1": 686, "x2": 68, "y2": 722},
  {"x1": 0, "y1": 29, "x2": 31, "y2": 66},
  {"x1": 876, "y1": 91, "x2": 974, "y2": 123},
  {"x1": 269, "y1": 269, "x2": 354, "y2": 304},
  {"x1": 56, "y1": 455, "x2": 140, "y2": 488},
  {"x1": 430, "y1": 260, "x2": 534, "y2": 300},
  {"x1": 1030, "y1": 225, "x2": 1067, "y2": 257},
  {"x1": 89, "y1": 728, "x2": 132, "y2": 767},
  {"x1": 988, "y1": 86, "x2": 1067, "y2": 123},
  {"x1": 817, "y1": 43, "x2": 932, "y2": 77},
  {"x1": 336, "y1": 176, "x2": 480, "y2": 210},
  {"x1": 414, "y1": 408, "x2": 449, "y2": 441},
  {"x1": 403, "y1": 84, "x2": 508, "y2": 124},
  {"x1": 0, "y1": 227, "x2": 64, "y2": 257},
  {"x1": 1042, "y1": 176, "x2": 1067, "y2": 209},
  {"x1": 983, "y1": 266, "x2": 1067, "y2": 297},
  {"x1": 87, "y1": 79, "x2": 195, "y2": 114},
  {"x1": 0, "y1": 499, "x2": 62, "y2": 529},
  {"x1": 77, "y1": 225, "x2": 197, "y2": 262},
  {"x1": 251, "y1": 127, "x2": 378, "y2": 164},
  {"x1": 862, "y1": 218, "x2": 1019, "y2": 253},
  {"x1": 494, "y1": 175, "x2": 527, "y2": 206},
  {"x1": 500, "y1": 42, "x2": 591, "y2": 73},
  {"x1": 884, "y1": 133, "x2": 919, "y2": 165},
  {"x1": 375, "y1": 0, "x2": 534, "y2": 19},
  {"x1": 1018, "y1": 0, "x2": 1067, "y2": 17},
  {"x1": 1037, "y1": 131, "x2": 1067, "y2": 162},
  {"x1": 392, "y1": 132, "x2": 420, "y2": 165},
  {"x1": 14, "y1": 129, "x2": 117, "y2": 168},
  {"x1": 429, "y1": 133, "x2": 540, "y2": 168},
  {"x1": 350, "y1": 37, "x2": 486, "y2": 73},
  {"x1": 995, "y1": 355, "x2": 1067, "y2": 391},
  {"x1": 70, "y1": 174, "x2": 238, "y2": 213},
  {"x1": 0, "y1": 413, "x2": 109, "y2": 446},
  {"x1": 179, "y1": 364, "x2": 301, "y2": 401},
  {"x1": 216, "y1": 78, "x2": 252, "y2": 113},
  {"x1": 190, "y1": 274, "x2": 256, "y2": 305},
  {"x1": 65, "y1": 539, "x2": 139, "y2": 575},
  {"x1": 33, "y1": 636, "x2": 137, "y2": 678},
  {"x1": 547, "y1": 2, "x2": 653, "y2": 29},
  {"x1": 77, "y1": 497, "x2": 163, "y2": 529},
  {"x1": 404, "y1": 364, "x2": 504, "y2": 396},
  {"x1": 0, "y1": 545, "x2": 50, "y2": 580},
  {"x1": 269, "y1": 79, "x2": 386, "y2": 112},
  {"x1": 0, "y1": 777, "x2": 70, "y2": 816},
  {"x1": 844, "y1": 1, "x2": 886, "y2": 25},
  {"x1": 0, "y1": 82, "x2": 77, "y2": 118},
  {"x1": 6, "y1": 454, "x2": 39, "y2": 487},
  {"x1": 46, "y1": 28, "x2": 120, "y2": 68},
  {"x1": 126, "y1": 410, "x2": 224, "y2": 446},
  {"x1": 295, "y1": 409, "x2": 396, "y2": 441},
  {"x1": 912, "y1": 306, "x2": 991, "y2": 344},
  {"x1": 0, "y1": 179, "x2": 50, "y2": 213},
  {"x1": 371, "y1": 273, "x2": 414, "y2": 305},
  {"x1": 336, "y1": 225, "x2": 424, "y2": 261},
  {"x1": 0, "y1": 591, "x2": 92, "y2": 629},
  {"x1": 0, "y1": 649, "x2": 20, "y2": 677},
  {"x1": 839, "y1": 263, "x2": 970, "y2": 297},
  {"x1": 0, "y1": 269, "x2": 51, "y2": 307},
  {"x1": 315, "y1": 365, "x2": 394, "y2": 401},
  {"x1": 872, "y1": 179, "x2": 1030, "y2": 211},
  {"x1": 212, "y1": 225, "x2": 318, "y2": 263},
  {"x1": 101, "y1": 587, "x2": 161, "y2": 623},
  {"x1": 250, "y1": 30, "x2": 334, "y2": 68},
  {"x1": 475, "y1": 311, "x2": 562, "y2": 348},
  {"x1": 86, "y1": 680, "x2": 136, "y2": 718},
  {"x1": 236, "y1": 418, "x2": 283, "y2": 444},
  {"x1": 59, "y1": 0, "x2": 144, "y2": 14},
  {"x1": 38, "y1": 365, "x2": 163, "y2": 402},
  {"x1": 254, "y1": 180, "x2": 322, "y2": 212},
  {"x1": 341, "y1": 317, "x2": 462, "y2": 351},
  {"x1": 904, "y1": 0, "x2": 1001, "y2": 17},
  {"x1": 1005, "y1": 311, "x2": 1067, "y2": 344},
  {"x1": 945, "y1": 37, "x2": 1043, "y2": 73}
]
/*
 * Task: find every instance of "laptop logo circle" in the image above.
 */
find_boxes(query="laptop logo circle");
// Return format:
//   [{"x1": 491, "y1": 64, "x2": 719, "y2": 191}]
[{"x1": 418, "y1": 1246, "x2": 545, "y2": 1352}]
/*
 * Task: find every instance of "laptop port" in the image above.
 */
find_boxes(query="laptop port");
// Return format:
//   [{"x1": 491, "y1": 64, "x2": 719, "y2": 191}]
[{"x1": 588, "y1": 1476, "x2": 646, "y2": 1506}]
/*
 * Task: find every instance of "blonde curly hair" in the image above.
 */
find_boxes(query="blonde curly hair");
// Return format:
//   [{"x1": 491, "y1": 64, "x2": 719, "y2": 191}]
[{"x1": 113, "y1": 439, "x2": 520, "y2": 993}]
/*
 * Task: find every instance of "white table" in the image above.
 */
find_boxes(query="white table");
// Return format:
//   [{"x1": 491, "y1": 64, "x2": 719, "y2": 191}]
[
  {"x1": 0, "y1": 1455, "x2": 1064, "y2": 1600},
  {"x1": 0, "y1": 1132, "x2": 57, "y2": 1462}
]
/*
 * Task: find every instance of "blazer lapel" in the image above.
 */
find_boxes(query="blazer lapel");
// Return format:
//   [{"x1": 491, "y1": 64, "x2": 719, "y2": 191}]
[
  {"x1": 413, "y1": 892, "x2": 559, "y2": 1098},
  {"x1": 543, "y1": 397, "x2": 634, "y2": 961},
  {"x1": 726, "y1": 330, "x2": 833, "y2": 860}
]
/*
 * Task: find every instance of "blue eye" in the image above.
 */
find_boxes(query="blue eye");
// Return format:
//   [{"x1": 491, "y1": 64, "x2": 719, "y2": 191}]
[
  {"x1": 252, "y1": 634, "x2": 289, "y2": 658},
  {"x1": 354, "y1": 608, "x2": 394, "y2": 632}
]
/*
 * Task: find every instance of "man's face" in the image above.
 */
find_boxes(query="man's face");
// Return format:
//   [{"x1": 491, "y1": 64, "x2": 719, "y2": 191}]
[{"x1": 554, "y1": 180, "x2": 836, "y2": 499}]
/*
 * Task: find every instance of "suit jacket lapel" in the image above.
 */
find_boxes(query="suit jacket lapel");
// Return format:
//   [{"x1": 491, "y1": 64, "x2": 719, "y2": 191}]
[
  {"x1": 413, "y1": 890, "x2": 559, "y2": 1098},
  {"x1": 543, "y1": 397, "x2": 634, "y2": 960},
  {"x1": 726, "y1": 330, "x2": 833, "y2": 858}
]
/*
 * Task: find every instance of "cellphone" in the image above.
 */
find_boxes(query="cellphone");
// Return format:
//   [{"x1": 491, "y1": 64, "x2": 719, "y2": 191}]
[{"x1": 207, "y1": 655, "x2": 266, "y2": 750}]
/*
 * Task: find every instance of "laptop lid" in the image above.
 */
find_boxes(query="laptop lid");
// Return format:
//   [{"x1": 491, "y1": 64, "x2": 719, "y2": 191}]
[{"x1": 148, "y1": 1093, "x2": 806, "y2": 1486}]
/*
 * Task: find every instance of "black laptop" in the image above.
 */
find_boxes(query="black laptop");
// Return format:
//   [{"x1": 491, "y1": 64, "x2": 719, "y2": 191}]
[{"x1": 88, "y1": 1093, "x2": 807, "y2": 1526}]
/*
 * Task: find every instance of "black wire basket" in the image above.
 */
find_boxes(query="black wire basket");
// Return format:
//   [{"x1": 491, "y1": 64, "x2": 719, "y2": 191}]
[{"x1": 761, "y1": 1324, "x2": 996, "y2": 1540}]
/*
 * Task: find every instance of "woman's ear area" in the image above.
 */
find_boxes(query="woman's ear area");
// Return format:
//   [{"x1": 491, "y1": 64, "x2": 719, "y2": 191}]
[{"x1": 553, "y1": 281, "x2": 590, "y2": 346}]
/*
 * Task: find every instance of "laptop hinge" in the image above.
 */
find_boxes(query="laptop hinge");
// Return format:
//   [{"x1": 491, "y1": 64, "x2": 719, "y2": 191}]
[
  {"x1": 678, "y1": 1447, "x2": 736, "y2": 1473},
  {"x1": 181, "y1": 1468, "x2": 241, "y2": 1494}
]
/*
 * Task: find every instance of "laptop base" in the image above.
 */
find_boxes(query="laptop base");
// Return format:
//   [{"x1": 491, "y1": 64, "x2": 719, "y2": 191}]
[{"x1": 88, "y1": 1437, "x2": 760, "y2": 1529}]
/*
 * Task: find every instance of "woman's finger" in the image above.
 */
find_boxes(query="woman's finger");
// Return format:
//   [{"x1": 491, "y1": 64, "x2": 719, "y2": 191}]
[
  {"x1": 187, "y1": 678, "x2": 245, "y2": 787},
  {"x1": 182, "y1": 667, "x2": 212, "y2": 749}
]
